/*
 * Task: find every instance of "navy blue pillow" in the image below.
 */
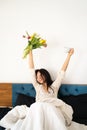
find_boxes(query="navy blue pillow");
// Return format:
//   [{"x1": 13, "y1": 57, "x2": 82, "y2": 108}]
[
  {"x1": 0, "y1": 108, "x2": 11, "y2": 120},
  {"x1": 15, "y1": 93, "x2": 35, "y2": 107},
  {"x1": 60, "y1": 94, "x2": 87, "y2": 125}
]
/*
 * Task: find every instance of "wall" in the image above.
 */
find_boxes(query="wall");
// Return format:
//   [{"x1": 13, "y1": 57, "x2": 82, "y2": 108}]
[{"x1": 0, "y1": 0, "x2": 87, "y2": 84}]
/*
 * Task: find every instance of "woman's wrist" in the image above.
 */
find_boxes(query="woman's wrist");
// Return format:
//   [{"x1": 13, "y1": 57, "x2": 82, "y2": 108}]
[{"x1": 68, "y1": 53, "x2": 72, "y2": 57}]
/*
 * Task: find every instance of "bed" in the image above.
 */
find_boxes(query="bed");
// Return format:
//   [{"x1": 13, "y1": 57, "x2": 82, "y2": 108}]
[{"x1": 0, "y1": 83, "x2": 87, "y2": 130}]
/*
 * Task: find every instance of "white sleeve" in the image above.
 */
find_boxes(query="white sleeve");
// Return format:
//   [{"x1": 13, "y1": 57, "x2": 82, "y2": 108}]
[{"x1": 51, "y1": 70, "x2": 65, "y2": 91}]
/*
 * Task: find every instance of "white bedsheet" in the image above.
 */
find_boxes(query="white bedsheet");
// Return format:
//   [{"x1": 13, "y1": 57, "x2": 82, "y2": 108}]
[{"x1": 0, "y1": 103, "x2": 87, "y2": 130}]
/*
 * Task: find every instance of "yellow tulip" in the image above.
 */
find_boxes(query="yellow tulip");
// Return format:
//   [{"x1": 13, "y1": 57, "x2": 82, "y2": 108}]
[{"x1": 40, "y1": 39, "x2": 46, "y2": 44}]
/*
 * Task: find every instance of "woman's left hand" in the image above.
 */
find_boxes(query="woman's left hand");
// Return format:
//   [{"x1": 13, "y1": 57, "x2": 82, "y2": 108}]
[{"x1": 68, "y1": 48, "x2": 74, "y2": 56}]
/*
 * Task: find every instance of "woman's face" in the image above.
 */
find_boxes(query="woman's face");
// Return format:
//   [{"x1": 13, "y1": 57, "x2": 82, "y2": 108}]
[{"x1": 36, "y1": 71, "x2": 45, "y2": 84}]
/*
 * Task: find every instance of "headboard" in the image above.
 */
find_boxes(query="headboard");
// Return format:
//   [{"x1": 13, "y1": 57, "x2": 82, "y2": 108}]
[
  {"x1": 0, "y1": 83, "x2": 87, "y2": 107},
  {"x1": 0, "y1": 83, "x2": 12, "y2": 107}
]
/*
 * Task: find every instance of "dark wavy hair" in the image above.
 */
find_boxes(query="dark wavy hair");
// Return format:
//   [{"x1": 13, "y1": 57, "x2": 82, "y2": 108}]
[{"x1": 35, "y1": 68, "x2": 53, "y2": 87}]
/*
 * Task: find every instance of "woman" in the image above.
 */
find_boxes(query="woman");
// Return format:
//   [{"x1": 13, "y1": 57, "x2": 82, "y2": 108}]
[
  {"x1": 28, "y1": 49, "x2": 74, "y2": 126},
  {"x1": 0, "y1": 48, "x2": 74, "y2": 130}
]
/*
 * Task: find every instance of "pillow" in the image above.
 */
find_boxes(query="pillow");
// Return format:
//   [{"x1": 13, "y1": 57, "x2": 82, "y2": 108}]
[
  {"x1": 59, "y1": 94, "x2": 87, "y2": 124},
  {"x1": 15, "y1": 93, "x2": 35, "y2": 107},
  {"x1": 0, "y1": 107, "x2": 12, "y2": 120},
  {"x1": 0, "y1": 126, "x2": 5, "y2": 130}
]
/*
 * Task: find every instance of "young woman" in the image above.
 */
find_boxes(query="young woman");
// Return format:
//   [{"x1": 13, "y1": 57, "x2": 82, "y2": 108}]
[
  {"x1": 0, "y1": 48, "x2": 75, "y2": 130},
  {"x1": 28, "y1": 48, "x2": 74, "y2": 126}
]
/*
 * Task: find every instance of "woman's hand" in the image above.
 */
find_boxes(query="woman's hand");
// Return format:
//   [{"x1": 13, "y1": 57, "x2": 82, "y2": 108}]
[{"x1": 68, "y1": 48, "x2": 74, "y2": 56}]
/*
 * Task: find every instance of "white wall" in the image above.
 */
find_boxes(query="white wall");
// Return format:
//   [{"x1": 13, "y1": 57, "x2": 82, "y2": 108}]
[{"x1": 0, "y1": 0, "x2": 87, "y2": 84}]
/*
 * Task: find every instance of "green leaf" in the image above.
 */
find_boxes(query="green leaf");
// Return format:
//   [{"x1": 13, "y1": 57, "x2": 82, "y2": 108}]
[{"x1": 23, "y1": 46, "x2": 32, "y2": 58}]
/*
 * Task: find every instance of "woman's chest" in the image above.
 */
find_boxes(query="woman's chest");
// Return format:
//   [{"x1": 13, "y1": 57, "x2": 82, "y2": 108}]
[{"x1": 36, "y1": 86, "x2": 55, "y2": 98}]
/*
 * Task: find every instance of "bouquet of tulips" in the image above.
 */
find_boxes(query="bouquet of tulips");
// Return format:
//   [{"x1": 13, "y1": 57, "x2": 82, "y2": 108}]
[{"x1": 22, "y1": 32, "x2": 47, "y2": 58}]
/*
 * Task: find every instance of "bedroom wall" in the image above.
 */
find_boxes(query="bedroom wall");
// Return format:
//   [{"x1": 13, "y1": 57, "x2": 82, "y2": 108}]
[{"x1": 0, "y1": 0, "x2": 87, "y2": 84}]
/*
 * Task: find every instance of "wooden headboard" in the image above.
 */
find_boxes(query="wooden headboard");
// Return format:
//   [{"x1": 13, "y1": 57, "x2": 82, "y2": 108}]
[{"x1": 0, "y1": 83, "x2": 12, "y2": 107}]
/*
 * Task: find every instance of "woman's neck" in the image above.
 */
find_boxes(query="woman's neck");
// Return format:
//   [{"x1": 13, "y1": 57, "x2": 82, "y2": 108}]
[{"x1": 42, "y1": 83, "x2": 48, "y2": 92}]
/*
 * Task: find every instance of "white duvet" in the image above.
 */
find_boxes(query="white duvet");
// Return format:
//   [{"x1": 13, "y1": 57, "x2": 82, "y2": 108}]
[{"x1": 0, "y1": 103, "x2": 87, "y2": 130}]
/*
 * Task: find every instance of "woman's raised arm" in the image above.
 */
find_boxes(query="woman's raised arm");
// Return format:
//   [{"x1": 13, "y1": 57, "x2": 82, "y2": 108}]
[
  {"x1": 61, "y1": 48, "x2": 74, "y2": 72},
  {"x1": 28, "y1": 50, "x2": 38, "y2": 89},
  {"x1": 29, "y1": 50, "x2": 34, "y2": 69}
]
